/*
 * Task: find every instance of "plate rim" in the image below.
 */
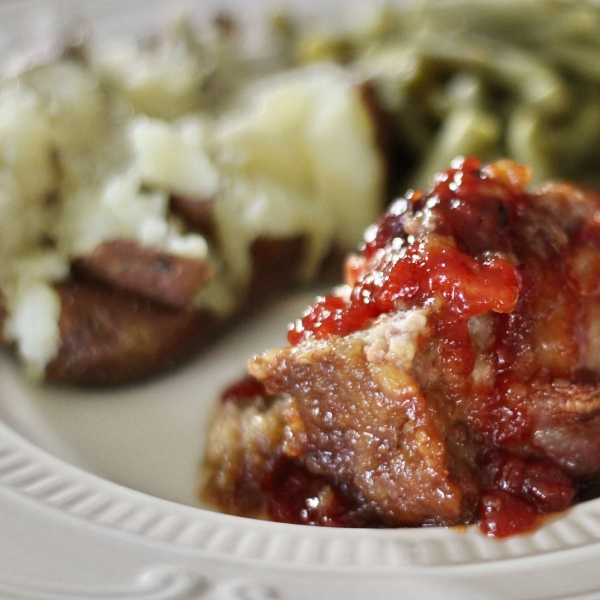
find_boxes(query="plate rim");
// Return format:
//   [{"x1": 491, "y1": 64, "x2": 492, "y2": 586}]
[{"x1": 2, "y1": 415, "x2": 600, "y2": 571}]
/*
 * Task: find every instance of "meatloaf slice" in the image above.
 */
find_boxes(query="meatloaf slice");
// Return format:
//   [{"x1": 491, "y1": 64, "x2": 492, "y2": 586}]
[
  {"x1": 249, "y1": 312, "x2": 480, "y2": 526},
  {"x1": 203, "y1": 157, "x2": 600, "y2": 536}
]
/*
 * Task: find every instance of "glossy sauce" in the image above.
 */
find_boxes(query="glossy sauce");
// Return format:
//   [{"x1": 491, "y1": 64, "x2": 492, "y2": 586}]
[
  {"x1": 222, "y1": 374, "x2": 268, "y2": 404},
  {"x1": 289, "y1": 158, "x2": 522, "y2": 346},
  {"x1": 479, "y1": 452, "x2": 575, "y2": 537},
  {"x1": 267, "y1": 461, "x2": 358, "y2": 527}
]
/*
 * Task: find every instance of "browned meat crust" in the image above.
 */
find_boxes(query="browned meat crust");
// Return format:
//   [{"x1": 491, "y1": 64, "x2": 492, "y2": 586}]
[
  {"x1": 250, "y1": 335, "x2": 480, "y2": 526},
  {"x1": 202, "y1": 394, "x2": 305, "y2": 517}
]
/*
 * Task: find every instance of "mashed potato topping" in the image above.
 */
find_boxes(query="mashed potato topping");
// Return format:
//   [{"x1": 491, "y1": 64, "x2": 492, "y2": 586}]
[{"x1": 0, "y1": 21, "x2": 385, "y2": 380}]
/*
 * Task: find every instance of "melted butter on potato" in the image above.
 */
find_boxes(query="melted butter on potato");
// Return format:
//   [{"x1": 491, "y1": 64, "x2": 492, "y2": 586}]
[{"x1": 213, "y1": 64, "x2": 385, "y2": 288}]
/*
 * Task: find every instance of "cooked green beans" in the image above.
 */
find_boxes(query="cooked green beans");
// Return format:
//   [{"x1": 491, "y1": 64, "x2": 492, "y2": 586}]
[{"x1": 296, "y1": 0, "x2": 600, "y2": 190}]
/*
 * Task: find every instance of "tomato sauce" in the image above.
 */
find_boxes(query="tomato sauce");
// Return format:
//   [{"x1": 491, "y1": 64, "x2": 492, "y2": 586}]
[{"x1": 288, "y1": 157, "x2": 522, "y2": 346}]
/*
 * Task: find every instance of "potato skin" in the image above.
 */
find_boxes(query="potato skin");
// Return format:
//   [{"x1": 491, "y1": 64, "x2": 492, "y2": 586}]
[
  {"x1": 246, "y1": 235, "x2": 306, "y2": 307},
  {"x1": 46, "y1": 237, "x2": 308, "y2": 386},
  {"x1": 170, "y1": 196, "x2": 218, "y2": 243},
  {"x1": 71, "y1": 240, "x2": 213, "y2": 310},
  {"x1": 55, "y1": 100, "x2": 386, "y2": 387},
  {"x1": 172, "y1": 194, "x2": 315, "y2": 302},
  {"x1": 45, "y1": 281, "x2": 221, "y2": 386}
]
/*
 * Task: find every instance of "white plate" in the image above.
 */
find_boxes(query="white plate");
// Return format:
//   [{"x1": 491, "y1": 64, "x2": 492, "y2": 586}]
[{"x1": 3, "y1": 1, "x2": 600, "y2": 599}]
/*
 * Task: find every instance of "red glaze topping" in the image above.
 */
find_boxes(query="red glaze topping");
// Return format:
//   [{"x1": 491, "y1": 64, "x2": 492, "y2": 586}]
[
  {"x1": 267, "y1": 462, "x2": 358, "y2": 527},
  {"x1": 222, "y1": 374, "x2": 268, "y2": 405},
  {"x1": 478, "y1": 451, "x2": 575, "y2": 537},
  {"x1": 288, "y1": 238, "x2": 520, "y2": 345},
  {"x1": 289, "y1": 157, "x2": 522, "y2": 345}
]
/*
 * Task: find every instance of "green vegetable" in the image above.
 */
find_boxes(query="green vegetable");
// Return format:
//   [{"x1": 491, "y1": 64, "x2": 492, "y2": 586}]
[{"x1": 295, "y1": 0, "x2": 600, "y2": 190}]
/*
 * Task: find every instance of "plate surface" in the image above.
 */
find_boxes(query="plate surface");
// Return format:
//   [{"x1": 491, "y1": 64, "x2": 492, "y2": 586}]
[{"x1": 2, "y1": 1, "x2": 600, "y2": 599}]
